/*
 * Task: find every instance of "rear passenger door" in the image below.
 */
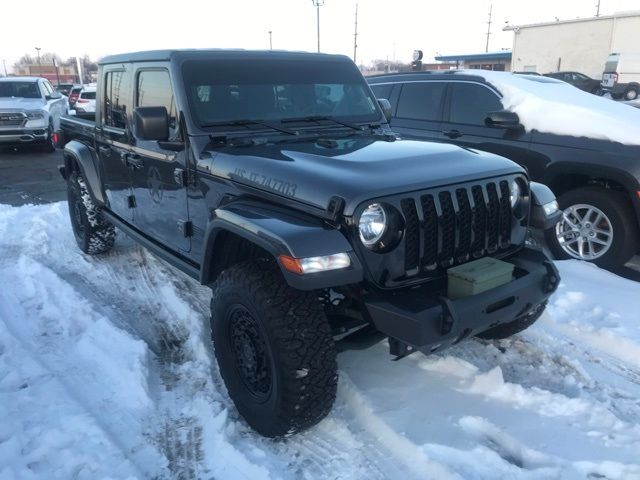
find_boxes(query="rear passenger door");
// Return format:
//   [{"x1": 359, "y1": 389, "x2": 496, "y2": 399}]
[
  {"x1": 97, "y1": 67, "x2": 135, "y2": 221},
  {"x1": 442, "y1": 82, "x2": 533, "y2": 167},
  {"x1": 387, "y1": 82, "x2": 447, "y2": 142},
  {"x1": 129, "y1": 66, "x2": 190, "y2": 253}
]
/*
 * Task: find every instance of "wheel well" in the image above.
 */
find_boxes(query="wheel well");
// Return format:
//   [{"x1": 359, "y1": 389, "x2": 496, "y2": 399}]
[
  {"x1": 548, "y1": 174, "x2": 628, "y2": 198},
  {"x1": 208, "y1": 231, "x2": 273, "y2": 284}
]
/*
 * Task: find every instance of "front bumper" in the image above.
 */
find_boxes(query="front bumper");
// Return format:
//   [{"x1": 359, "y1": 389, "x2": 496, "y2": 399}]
[
  {"x1": 0, "y1": 128, "x2": 48, "y2": 144},
  {"x1": 364, "y1": 246, "x2": 559, "y2": 352}
]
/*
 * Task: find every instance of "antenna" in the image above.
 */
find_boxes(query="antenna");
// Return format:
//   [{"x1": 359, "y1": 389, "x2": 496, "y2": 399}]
[
  {"x1": 485, "y1": 4, "x2": 493, "y2": 53},
  {"x1": 353, "y1": 3, "x2": 358, "y2": 63}
]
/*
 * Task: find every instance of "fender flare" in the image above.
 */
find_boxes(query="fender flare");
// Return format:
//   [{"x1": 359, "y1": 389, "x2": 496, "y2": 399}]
[
  {"x1": 200, "y1": 200, "x2": 363, "y2": 290},
  {"x1": 61, "y1": 140, "x2": 107, "y2": 206}
]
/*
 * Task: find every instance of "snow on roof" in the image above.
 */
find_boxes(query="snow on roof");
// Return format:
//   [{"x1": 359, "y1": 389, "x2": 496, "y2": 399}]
[{"x1": 469, "y1": 70, "x2": 640, "y2": 145}]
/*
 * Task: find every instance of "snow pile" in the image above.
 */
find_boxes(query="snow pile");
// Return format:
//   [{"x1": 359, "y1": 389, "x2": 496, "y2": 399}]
[
  {"x1": 471, "y1": 70, "x2": 640, "y2": 145},
  {"x1": 2, "y1": 201, "x2": 640, "y2": 479}
]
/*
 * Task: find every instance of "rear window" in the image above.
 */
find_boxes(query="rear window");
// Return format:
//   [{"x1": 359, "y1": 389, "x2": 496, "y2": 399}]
[{"x1": 80, "y1": 91, "x2": 96, "y2": 99}]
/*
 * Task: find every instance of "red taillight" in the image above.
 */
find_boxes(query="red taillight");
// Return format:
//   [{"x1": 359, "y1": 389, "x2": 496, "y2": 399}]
[{"x1": 77, "y1": 99, "x2": 89, "y2": 103}]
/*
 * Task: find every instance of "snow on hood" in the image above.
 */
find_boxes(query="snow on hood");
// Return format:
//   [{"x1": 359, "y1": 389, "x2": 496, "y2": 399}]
[{"x1": 469, "y1": 70, "x2": 640, "y2": 146}]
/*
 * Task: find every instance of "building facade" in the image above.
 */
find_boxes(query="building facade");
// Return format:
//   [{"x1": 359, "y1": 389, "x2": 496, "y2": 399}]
[
  {"x1": 506, "y1": 11, "x2": 640, "y2": 78},
  {"x1": 434, "y1": 51, "x2": 512, "y2": 71},
  {"x1": 13, "y1": 64, "x2": 78, "y2": 84}
]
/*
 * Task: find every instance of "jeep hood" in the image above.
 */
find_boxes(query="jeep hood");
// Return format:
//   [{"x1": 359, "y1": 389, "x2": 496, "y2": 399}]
[{"x1": 199, "y1": 136, "x2": 525, "y2": 216}]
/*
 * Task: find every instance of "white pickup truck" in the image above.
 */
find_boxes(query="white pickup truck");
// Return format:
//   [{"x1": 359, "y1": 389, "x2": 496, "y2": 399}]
[{"x1": 0, "y1": 76, "x2": 68, "y2": 151}]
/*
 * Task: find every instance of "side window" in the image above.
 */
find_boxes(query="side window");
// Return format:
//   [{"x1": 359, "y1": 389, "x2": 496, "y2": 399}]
[
  {"x1": 41, "y1": 81, "x2": 53, "y2": 97},
  {"x1": 396, "y1": 82, "x2": 446, "y2": 121},
  {"x1": 449, "y1": 83, "x2": 502, "y2": 126},
  {"x1": 370, "y1": 84, "x2": 392, "y2": 100},
  {"x1": 136, "y1": 70, "x2": 178, "y2": 138},
  {"x1": 104, "y1": 70, "x2": 131, "y2": 130}
]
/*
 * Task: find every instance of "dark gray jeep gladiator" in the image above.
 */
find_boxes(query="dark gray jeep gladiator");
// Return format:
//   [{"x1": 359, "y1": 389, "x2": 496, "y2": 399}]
[{"x1": 59, "y1": 50, "x2": 561, "y2": 437}]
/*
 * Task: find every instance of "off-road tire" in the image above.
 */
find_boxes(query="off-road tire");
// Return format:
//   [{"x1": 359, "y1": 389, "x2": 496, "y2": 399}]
[
  {"x1": 476, "y1": 302, "x2": 547, "y2": 340},
  {"x1": 544, "y1": 186, "x2": 639, "y2": 269},
  {"x1": 210, "y1": 260, "x2": 337, "y2": 437},
  {"x1": 67, "y1": 170, "x2": 115, "y2": 254}
]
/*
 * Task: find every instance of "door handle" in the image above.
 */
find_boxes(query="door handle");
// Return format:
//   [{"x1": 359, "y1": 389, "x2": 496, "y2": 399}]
[
  {"x1": 98, "y1": 145, "x2": 111, "y2": 157},
  {"x1": 123, "y1": 153, "x2": 144, "y2": 170},
  {"x1": 443, "y1": 129, "x2": 463, "y2": 139}
]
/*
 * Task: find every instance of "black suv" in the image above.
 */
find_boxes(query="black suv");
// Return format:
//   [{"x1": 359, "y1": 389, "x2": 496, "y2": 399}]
[
  {"x1": 368, "y1": 71, "x2": 640, "y2": 269},
  {"x1": 59, "y1": 50, "x2": 560, "y2": 437}
]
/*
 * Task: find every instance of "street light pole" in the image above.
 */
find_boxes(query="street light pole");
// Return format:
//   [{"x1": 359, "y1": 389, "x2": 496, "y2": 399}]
[
  {"x1": 311, "y1": 0, "x2": 324, "y2": 53},
  {"x1": 269, "y1": 30, "x2": 273, "y2": 50},
  {"x1": 35, "y1": 47, "x2": 41, "y2": 77}
]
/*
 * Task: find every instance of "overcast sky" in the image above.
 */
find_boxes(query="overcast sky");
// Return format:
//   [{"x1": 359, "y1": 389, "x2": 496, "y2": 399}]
[{"x1": 1, "y1": 0, "x2": 638, "y2": 73}]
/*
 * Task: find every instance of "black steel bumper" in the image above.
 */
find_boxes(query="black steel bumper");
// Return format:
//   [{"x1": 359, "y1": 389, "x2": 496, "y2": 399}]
[{"x1": 364, "y1": 247, "x2": 559, "y2": 352}]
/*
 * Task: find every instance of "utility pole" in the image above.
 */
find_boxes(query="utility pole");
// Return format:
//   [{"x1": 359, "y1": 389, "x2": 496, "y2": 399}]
[
  {"x1": 596, "y1": 0, "x2": 601, "y2": 16},
  {"x1": 311, "y1": 0, "x2": 324, "y2": 53},
  {"x1": 53, "y1": 57, "x2": 61, "y2": 85},
  {"x1": 485, "y1": 4, "x2": 492, "y2": 53},
  {"x1": 2, "y1": 59, "x2": 7, "y2": 77},
  {"x1": 269, "y1": 30, "x2": 273, "y2": 50},
  {"x1": 35, "y1": 47, "x2": 41, "y2": 76},
  {"x1": 353, "y1": 3, "x2": 358, "y2": 63}
]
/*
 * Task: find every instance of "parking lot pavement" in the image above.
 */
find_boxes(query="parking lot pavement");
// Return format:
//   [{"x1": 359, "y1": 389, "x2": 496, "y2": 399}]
[{"x1": 0, "y1": 146, "x2": 66, "y2": 206}]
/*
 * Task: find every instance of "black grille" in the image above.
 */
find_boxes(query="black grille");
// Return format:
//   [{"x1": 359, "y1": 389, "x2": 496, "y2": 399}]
[
  {"x1": 0, "y1": 112, "x2": 26, "y2": 127},
  {"x1": 400, "y1": 180, "x2": 514, "y2": 276}
]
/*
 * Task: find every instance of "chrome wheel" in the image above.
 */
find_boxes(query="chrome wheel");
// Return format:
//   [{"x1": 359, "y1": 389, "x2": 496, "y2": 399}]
[{"x1": 555, "y1": 204, "x2": 613, "y2": 260}]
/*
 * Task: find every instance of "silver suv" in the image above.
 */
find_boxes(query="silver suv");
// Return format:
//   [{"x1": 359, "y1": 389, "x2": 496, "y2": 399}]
[{"x1": 0, "y1": 76, "x2": 68, "y2": 151}]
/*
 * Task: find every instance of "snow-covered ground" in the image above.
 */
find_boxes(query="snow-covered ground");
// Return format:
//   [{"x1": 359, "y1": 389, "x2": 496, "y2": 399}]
[{"x1": 2, "y1": 201, "x2": 640, "y2": 480}]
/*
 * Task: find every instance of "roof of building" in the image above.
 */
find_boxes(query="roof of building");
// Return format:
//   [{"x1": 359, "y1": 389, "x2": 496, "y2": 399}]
[
  {"x1": 503, "y1": 10, "x2": 640, "y2": 30},
  {"x1": 434, "y1": 51, "x2": 512, "y2": 62},
  {"x1": 100, "y1": 49, "x2": 350, "y2": 65}
]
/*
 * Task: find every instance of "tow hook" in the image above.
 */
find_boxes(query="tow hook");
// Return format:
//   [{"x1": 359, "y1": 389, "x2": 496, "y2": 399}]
[{"x1": 542, "y1": 260, "x2": 560, "y2": 293}]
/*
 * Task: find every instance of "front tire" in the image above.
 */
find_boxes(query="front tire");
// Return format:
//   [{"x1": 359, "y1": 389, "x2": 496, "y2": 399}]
[
  {"x1": 42, "y1": 122, "x2": 56, "y2": 152},
  {"x1": 67, "y1": 170, "x2": 115, "y2": 254},
  {"x1": 210, "y1": 261, "x2": 338, "y2": 437},
  {"x1": 624, "y1": 86, "x2": 639, "y2": 101},
  {"x1": 477, "y1": 302, "x2": 547, "y2": 340},
  {"x1": 544, "y1": 186, "x2": 639, "y2": 269}
]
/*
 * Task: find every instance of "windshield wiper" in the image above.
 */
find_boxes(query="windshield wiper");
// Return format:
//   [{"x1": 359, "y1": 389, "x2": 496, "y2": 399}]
[
  {"x1": 201, "y1": 119, "x2": 297, "y2": 135},
  {"x1": 281, "y1": 115, "x2": 363, "y2": 131}
]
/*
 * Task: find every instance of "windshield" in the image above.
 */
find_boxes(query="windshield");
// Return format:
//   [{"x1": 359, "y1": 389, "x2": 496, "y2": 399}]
[
  {"x1": 182, "y1": 58, "x2": 380, "y2": 128},
  {"x1": 0, "y1": 81, "x2": 41, "y2": 99}
]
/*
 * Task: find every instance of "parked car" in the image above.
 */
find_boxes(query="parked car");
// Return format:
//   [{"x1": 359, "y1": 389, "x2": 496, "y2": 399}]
[
  {"x1": 55, "y1": 83, "x2": 76, "y2": 96},
  {"x1": 601, "y1": 52, "x2": 640, "y2": 101},
  {"x1": 59, "y1": 49, "x2": 561, "y2": 437},
  {"x1": 544, "y1": 71, "x2": 601, "y2": 94},
  {"x1": 0, "y1": 76, "x2": 67, "y2": 151},
  {"x1": 73, "y1": 85, "x2": 96, "y2": 118},
  {"x1": 68, "y1": 86, "x2": 83, "y2": 108},
  {"x1": 368, "y1": 71, "x2": 640, "y2": 269}
]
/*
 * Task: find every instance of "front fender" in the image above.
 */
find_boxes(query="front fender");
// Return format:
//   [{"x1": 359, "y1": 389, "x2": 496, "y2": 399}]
[
  {"x1": 61, "y1": 140, "x2": 107, "y2": 206},
  {"x1": 200, "y1": 200, "x2": 363, "y2": 290}
]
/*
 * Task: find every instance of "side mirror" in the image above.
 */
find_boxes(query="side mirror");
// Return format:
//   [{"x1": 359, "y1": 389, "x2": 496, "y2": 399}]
[
  {"x1": 134, "y1": 106, "x2": 169, "y2": 141},
  {"x1": 377, "y1": 98, "x2": 392, "y2": 124},
  {"x1": 485, "y1": 110, "x2": 521, "y2": 129},
  {"x1": 47, "y1": 91, "x2": 63, "y2": 100}
]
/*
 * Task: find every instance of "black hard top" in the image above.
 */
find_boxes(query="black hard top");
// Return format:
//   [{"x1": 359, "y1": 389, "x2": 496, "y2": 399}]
[
  {"x1": 99, "y1": 49, "x2": 351, "y2": 65},
  {"x1": 367, "y1": 70, "x2": 488, "y2": 84}
]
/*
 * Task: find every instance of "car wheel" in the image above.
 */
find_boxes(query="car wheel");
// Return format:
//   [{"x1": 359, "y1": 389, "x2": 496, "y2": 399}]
[
  {"x1": 476, "y1": 302, "x2": 547, "y2": 340},
  {"x1": 210, "y1": 260, "x2": 338, "y2": 437},
  {"x1": 624, "y1": 87, "x2": 639, "y2": 101},
  {"x1": 67, "y1": 170, "x2": 116, "y2": 254},
  {"x1": 42, "y1": 122, "x2": 56, "y2": 152},
  {"x1": 544, "y1": 186, "x2": 639, "y2": 269}
]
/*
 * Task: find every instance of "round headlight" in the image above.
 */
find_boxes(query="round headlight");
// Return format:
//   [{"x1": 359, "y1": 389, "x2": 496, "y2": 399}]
[
  {"x1": 359, "y1": 203, "x2": 387, "y2": 247},
  {"x1": 510, "y1": 179, "x2": 522, "y2": 208}
]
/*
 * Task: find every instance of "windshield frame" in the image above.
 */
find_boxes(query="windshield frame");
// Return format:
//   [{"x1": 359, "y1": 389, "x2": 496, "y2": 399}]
[{"x1": 181, "y1": 57, "x2": 383, "y2": 133}]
